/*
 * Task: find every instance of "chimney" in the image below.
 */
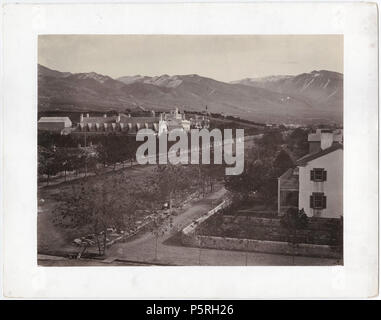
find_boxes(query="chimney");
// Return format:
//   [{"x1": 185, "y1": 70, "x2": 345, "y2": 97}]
[
  {"x1": 80, "y1": 113, "x2": 84, "y2": 123},
  {"x1": 321, "y1": 131, "x2": 334, "y2": 150}
]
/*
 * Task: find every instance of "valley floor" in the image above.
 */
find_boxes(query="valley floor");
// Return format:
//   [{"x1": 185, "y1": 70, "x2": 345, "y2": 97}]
[{"x1": 39, "y1": 185, "x2": 341, "y2": 266}]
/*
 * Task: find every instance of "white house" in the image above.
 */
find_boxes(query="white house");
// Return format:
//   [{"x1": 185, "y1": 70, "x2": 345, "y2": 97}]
[
  {"x1": 296, "y1": 143, "x2": 343, "y2": 218},
  {"x1": 278, "y1": 129, "x2": 343, "y2": 219}
]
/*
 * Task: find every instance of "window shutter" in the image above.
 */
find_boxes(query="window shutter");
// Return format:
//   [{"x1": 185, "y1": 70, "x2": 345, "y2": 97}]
[
  {"x1": 322, "y1": 196, "x2": 327, "y2": 209},
  {"x1": 323, "y1": 170, "x2": 327, "y2": 181},
  {"x1": 310, "y1": 170, "x2": 314, "y2": 181},
  {"x1": 310, "y1": 195, "x2": 314, "y2": 208}
]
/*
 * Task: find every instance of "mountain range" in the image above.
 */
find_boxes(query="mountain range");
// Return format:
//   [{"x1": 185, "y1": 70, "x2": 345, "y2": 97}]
[{"x1": 38, "y1": 64, "x2": 343, "y2": 124}]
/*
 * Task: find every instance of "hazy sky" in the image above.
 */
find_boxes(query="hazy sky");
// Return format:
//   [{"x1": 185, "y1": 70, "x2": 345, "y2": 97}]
[{"x1": 39, "y1": 35, "x2": 343, "y2": 82}]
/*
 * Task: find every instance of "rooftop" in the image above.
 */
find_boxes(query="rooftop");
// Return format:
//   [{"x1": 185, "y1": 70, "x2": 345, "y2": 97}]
[
  {"x1": 296, "y1": 143, "x2": 343, "y2": 166},
  {"x1": 38, "y1": 117, "x2": 71, "y2": 123},
  {"x1": 80, "y1": 113, "x2": 160, "y2": 125},
  {"x1": 308, "y1": 129, "x2": 343, "y2": 142}
]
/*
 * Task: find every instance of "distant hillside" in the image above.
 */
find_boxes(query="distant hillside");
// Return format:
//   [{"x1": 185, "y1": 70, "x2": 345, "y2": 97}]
[
  {"x1": 232, "y1": 70, "x2": 343, "y2": 123},
  {"x1": 38, "y1": 65, "x2": 343, "y2": 124}
]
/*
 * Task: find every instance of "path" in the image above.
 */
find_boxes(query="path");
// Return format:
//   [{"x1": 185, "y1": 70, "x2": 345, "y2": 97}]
[{"x1": 105, "y1": 187, "x2": 340, "y2": 266}]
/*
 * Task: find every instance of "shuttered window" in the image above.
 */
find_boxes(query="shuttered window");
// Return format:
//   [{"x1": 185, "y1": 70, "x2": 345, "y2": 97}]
[
  {"x1": 310, "y1": 168, "x2": 327, "y2": 182},
  {"x1": 310, "y1": 192, "x2": 327, "y2": 209}
]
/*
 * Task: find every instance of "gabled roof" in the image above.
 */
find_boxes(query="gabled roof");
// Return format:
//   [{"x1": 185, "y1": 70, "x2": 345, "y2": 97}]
[
  {"x1": 279, "y1": 168, "x2": 299, "y2": 190},
  {"x1": 80, "y1": 114, "x2": 160, "y2": 125},
  {"x1": 38, "y1": 117, "x2": 71, "y2": 123},
  {"x1": 296, "y1": 143, "x2": 343, "y2": 166},
  {"x1": 308, "y1": 133, "x2": 321, "y2": 142},
  {"x1": 81, "y1": 116, "x2": 117, "y2": 124},
  {"x1": 119, "y1": 115, "x2": 160, "y2": 124},
  {"x1": 308, "y1": 129, "x2": 343, "y2": 142}
]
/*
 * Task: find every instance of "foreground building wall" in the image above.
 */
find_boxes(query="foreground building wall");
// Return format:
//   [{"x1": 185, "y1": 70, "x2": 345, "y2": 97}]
[{"x1": 298, "y1": 148, "x2": 343, "y2": 218}]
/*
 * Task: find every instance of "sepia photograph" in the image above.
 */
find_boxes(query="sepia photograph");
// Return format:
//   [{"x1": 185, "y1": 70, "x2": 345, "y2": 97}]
[
  {"x1": 37, "y1": 35, "x2": 344, "y2": 267},
  {"x1": 2, "y1": 1, "x2": 379, "y2": 300}
]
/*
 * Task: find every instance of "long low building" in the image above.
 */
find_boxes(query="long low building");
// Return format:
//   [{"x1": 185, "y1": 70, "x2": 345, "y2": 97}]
[
  {"x1": 73, "y1": 108, "x2": 192, "y2": 135},
  {"x1": 278, "y1": 128, "x2": 343, "y2": 219},
  {"x1": 38, "y1": 116, "x2": 73, "y2": 132}
]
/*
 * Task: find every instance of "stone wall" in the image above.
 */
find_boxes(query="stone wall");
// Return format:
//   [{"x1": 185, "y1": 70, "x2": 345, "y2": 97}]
[
  {"x1": 181, "y1": 210, "x2": 342, "y2": 259},
  {"x1": 219, "y1": 215, "x2": 342, "y2": 245},
  {"x1": 222, "y1": 215, "x2": 280, "y2": 226},
  {"x1": 182, "y1": 233, "x2": 341, "y2": 259},
  {"x1": 182, "y1": 201, "x2": 227, "y2": 233},
  {"x1": 197, "y1": 235, "x2": 341, "y2": 259}
]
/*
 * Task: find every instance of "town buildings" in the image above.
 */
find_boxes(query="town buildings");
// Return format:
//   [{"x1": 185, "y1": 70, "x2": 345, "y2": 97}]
[
  {"x1": 190, "y1": 114, "x2": 210, "y2": 129},
  {"x1": 76, "y1": 112, "x2": 160, "y2": 135},
  {"x1": 38, "y1": 108, "x2": 194, "y2": 136},
  {"x1": 278, "y1": 129, "x2": 343, "y2": 219},
  {"x1": 163, "y1": 108, "x2": 191, "y2": 132}
]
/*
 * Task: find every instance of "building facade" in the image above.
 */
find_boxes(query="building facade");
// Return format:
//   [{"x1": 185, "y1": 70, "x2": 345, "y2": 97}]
[
  {"x1": 76, "y1": 113, "x2": 160, "y2": 135},
  {"x1": 278, "y1": 129, "x2": 343, "y2": 219},
  {"x1": 297, "y1": 144, "x2": 343, "y2": 218},
  {"x1": 38, "y1": 116, "x2": 72, "y2": 133},
  {"x1": 307, "y1": 128, "x2": 343, "y2": 153},
  {"x1": 278, "y1": 167, "x2": 299, "y2": 215},
  {"x1": 73, "y1": 108, "x2": 191, "y2": 136}
]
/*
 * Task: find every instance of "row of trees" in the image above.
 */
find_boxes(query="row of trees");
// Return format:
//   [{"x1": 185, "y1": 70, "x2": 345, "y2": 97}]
[
  {"x1": 38, "y1": 133, "x2": 142, "y2": 184},
  {"x1": 38, "y1": 146, "x2": 98, "y2": 184},
  {"x1": 52, "y1": 162, "x2": 219, "y2": 258},
  {"x1": 53, "y1": 172, "x2": 139, "y2": 256},
  {"x1": 224, "y1": 130, "x2": 295, "y2": 206},
  {"x1": 224, "y1": 127, "x2": 312, "y2": 206}
]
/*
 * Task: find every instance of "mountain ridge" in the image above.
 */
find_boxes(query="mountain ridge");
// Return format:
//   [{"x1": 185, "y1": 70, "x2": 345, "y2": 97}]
[{"x1": 38, "y1": 64, "x2": 343, "y2": 124}]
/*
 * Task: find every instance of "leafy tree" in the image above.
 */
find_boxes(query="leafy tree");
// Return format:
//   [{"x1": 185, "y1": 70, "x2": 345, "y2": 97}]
[
  {"x1": 258, "y1": 130, "x2": 284, "y2": 150},
  {"x1": 54, "y1": 148, "x2": 72, "y2": 181},
  {"x1": 149, "y1": 211, "x2": 174, "y2": 261},
  {"x1": 95, "y1": 135, "x2": 137, "y2": 169},
  {"x1": 286, "y1": 128, "x2": 310, "y2": 157},
  {"x1": 225, "y1": 159, "x2": 274, "y2": 203},
  {"x1": 198, "y1": 163, "x2": 224, "y2": 195},
  {"x1": 96, "y1": 143, "x2": 108, "y2": 168},
  {"x1": 273, "y1": 149, "x2": 294, "y2": 176},
  {"x1": 38, "y1": 146, "x2": 61, "y2": 185},
  {"x1": 194, "y1": 221, "x2": 209, "y2": 265},
  {"x1": 152, "y1": 164, "x2": 190, "y2": 209},
  {"x1": 280, "y1": 207, "x2": 308, "y2": 265},
  {"x1": 38, "y1": 130, "x2": 77, "y2": 148}
]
